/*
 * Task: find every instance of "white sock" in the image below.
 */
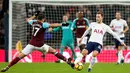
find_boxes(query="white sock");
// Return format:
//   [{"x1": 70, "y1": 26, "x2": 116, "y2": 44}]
[
  {"x1": 117, "y1": 51, "x2": 121, "y2": 63},
  {"x1": 117, "y1": 50, "x2": 124, "y2": 63},
  {"x1": 120, "y1": 50, "x2": 124, "y2": 60},
  {"x1": 88, "y1": 57, "x2": 96, "y2": 69},
  {"x1": 74, "y1": 53, "x2": 83, "y2": 64}
]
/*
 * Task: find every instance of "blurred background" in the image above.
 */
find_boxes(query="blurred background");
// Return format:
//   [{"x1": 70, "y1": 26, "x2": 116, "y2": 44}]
[{"x1": 12, "y1": 3, "x2": 130, "y2": 49}]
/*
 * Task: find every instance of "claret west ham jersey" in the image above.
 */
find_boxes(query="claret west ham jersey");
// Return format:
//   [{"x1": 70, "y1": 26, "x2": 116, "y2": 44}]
[
  {"x1": 71, "y1": 18, "x2": 89, "y2": 38},
  {"x1": 28, "y1": 20, "x2": 50, "y2": 47}
]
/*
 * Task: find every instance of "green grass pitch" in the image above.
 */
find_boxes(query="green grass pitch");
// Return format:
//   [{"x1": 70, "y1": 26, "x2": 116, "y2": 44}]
[{"x1": 0, "y1": 63, "x2": 130, "y2": 73}]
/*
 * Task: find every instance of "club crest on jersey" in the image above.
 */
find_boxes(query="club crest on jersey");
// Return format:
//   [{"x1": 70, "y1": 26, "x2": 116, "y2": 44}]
[
  {"x1": 77, "y1": 22, "x2": 79, "y2": 24},
  {"x1": 83, "y1": 21, "x2": 85, "y2": 24},
  {"x1": 94, "y1": 29, "x2": 103, "y2": 34},
  {"x1": 98, "y1": 45, "x2": 102, "y2": 49}
]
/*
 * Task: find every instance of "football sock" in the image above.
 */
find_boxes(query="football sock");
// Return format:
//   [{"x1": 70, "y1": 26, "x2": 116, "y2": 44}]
[
  {"x1": 117, "y1": 52, "x2": 121, "y2": 63},
  {"x1": 120, "y1": 50, "x2": 124, "y2": 60},
  {"x1": 70, "y1": 46, "x2": 77, "y2": 60},
  {"x1": 74, "y1": 53, "x2": 83, "y2": 64},
  {"x1": 54, "y1": 52, "x2": 66, "y2": 62},
  {"x1": 82, "y1": 55, "x2": 86, "y2": 63},
  {"x1": 118, "y1": 50, "x2": 124, "y2": 63},
  {"x1": 8, "y1": 57, "x2": 21, "y2": 67},
  {"x1": 88, "y1": 57, "x2": 96, "y2": 69}
]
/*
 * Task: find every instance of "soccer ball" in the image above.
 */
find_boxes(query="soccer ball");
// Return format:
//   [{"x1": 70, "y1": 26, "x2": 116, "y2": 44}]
[{"x1": 75, "y1": 62, "x2": 84, "y2": 71}]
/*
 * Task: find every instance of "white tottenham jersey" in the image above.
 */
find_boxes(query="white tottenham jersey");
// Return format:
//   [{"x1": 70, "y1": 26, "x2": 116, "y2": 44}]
[
  {"x1": 81, "y1": 22, "x2": 122, "y2": 45},
  {"x1": 110, "y1": 19, "x2": 128, "y2": 38}
]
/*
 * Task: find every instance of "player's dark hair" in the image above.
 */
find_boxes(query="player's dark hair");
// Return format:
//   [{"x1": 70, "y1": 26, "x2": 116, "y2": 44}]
[
  {"x1": 37, "y1": 14, "x2": 45, "y2": 20},
  {"x1": 97, "y1": 11, "x2": 104, "y2": 17}
]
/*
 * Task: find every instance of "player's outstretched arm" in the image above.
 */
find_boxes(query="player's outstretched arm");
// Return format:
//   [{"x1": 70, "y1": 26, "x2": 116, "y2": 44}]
[
  {"x1": 48, "y1": 27, "x2": 61, "y2": 32},
  {"x1": 53, "y1": 27, "x2": 61, "y2": 32},
  {"x1": 49, "y1": 23, "x2": 62, "y2": 27}
]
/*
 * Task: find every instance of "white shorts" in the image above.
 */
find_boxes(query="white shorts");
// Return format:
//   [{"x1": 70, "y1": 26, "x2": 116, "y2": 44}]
[
  {"x1": 22, "y1": 44, "x2": 51, "y2": 55},
  {"x1": 77, "y1": 37, "x2": 88, "y2": 46}
]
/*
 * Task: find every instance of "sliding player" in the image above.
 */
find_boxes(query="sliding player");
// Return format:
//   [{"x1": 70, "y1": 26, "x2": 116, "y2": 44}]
[
  {"x1": 110, "y1": 11, "x2": 129, "y2": 64},
  {"x1": 0, "y1": 12, "x2": 73, "y2": 72},
  {"x1": 71, "y1": 11, "x2": 89, "y2": 64},
  {"x1": 49, "y1": 15, "x2": 77, "y2": 63},
  {"x1": 74, "y1": 11, "x2": 127, "y2": 72}
]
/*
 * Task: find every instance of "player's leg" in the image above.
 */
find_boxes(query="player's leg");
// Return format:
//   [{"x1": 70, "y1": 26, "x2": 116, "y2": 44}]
[
  {"x1": 120, "y1": 47, "x2": 125, "y2": 64},
  {"x1": 79, "y1": 44, "x2": 87, "y2": 64},
  {"x1": 88, "y1": 43, "x2": 101, "y2": 72},
  {"x1": 1, "y1": 44, "x2": 34, "y2": 72},
  {"x1": 77, "y1": 37, "x2": 88, "y2": 64},
  {"x1": 48, "y1": 45, "x2": 75, "y2": 68},
  {"x1": 88, "y1": 51, "x2": 99, "y2": 72},
  {"x1": 55, "y1": 45, "x2": 66, "y2": 63},
  {"x1": 74, "y1": 42, "x2": 93, "y2": 64},
  {"x1": 48, "y1": 48, "x2": 67, "y2": 61},
  {"x1": 119, "y1": 38, "x2": 125, "y2": 64},
  {"x1": 115, "y1": 39, "x2": 120, "y2": 64},
  {"x1": 55, "y1": 40, "x2": 66, "y2": 63},
  {"x1": 68, "y1": 41, "x2": 77, "y2": 60},
  {"x1": 40, "y1": 44, "x2": 74, "y2": 67},
  {"x1": 117, "y1": 46, "x2": 124, "y2": 64},
  {"x1": 117, "y1": 46, "x2": 122, "y2": 64},
  {"x1": 80, "y1": 37, "x2": 88, "y2": 64},
  {"x1": 115, "y1": 38, "x2": 124, "y2": 64}
]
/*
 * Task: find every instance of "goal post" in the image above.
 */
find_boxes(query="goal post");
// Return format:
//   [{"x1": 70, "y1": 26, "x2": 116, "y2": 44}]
[
  {"x1": 9, "y1": 0, "x2": 130, "y2": 62},
  {"x1": 9, "y1": 0, "x2": 12, "y2": 62}
]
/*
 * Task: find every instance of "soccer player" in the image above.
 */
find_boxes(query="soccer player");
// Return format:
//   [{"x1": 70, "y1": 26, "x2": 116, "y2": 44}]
[
  {"x1": 71, "y1": 11, "x2": 89, "y2": 63},
  {"x1": 110, "y1": 11, "x2": 129, "y2": 64},
  {"x1": 74, "y1": 11, "x2": 127, "y2": 72},
  {"x1": 0, "y1": 12, "x2": 73, "y2": 72},
  {"x1": 49, "y1": 15, "x2": 77, "y2": 63}
]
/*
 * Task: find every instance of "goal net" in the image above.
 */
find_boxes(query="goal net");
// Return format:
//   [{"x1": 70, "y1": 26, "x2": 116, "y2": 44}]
[{"x1": 9, "y1": 1, "x2": 130, "y2": 63}]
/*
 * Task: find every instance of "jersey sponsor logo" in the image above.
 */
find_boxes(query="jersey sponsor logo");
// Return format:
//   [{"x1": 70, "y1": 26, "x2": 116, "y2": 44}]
[
  {"x1": 62, "y1": 27, "x2": 69, "y2": 29},
  {"x1": 77, "y1": 26, "x2": 86, "y2": 28},
  {"x1": 94, "y1": 29, "x2": 103, "y2": 34},
  {"x1": 114, "y1": 26, "x2": 121, "y2": 28},
  {"x1": 98, "y1": 45, "x2": 102, "y2": 49}
]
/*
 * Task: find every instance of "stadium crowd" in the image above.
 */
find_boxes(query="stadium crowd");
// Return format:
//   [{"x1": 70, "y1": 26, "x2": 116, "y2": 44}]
[
  {"x1": 0, "y1": 0, "x2": 4, "y2": 48},
  {"x1": 0, "y1": 0, "x2": 8, "y2": 49}
]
